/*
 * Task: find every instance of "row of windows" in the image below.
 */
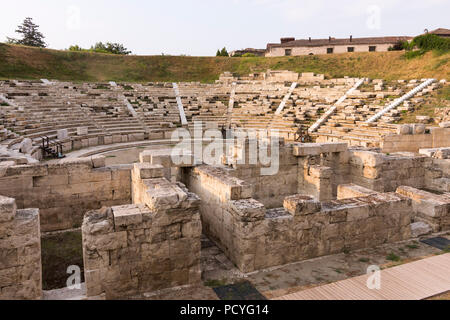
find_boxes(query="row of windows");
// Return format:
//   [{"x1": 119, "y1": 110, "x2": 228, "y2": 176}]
[{"x1": 285, "y1": 46, "x2": 377, "y2": 56}]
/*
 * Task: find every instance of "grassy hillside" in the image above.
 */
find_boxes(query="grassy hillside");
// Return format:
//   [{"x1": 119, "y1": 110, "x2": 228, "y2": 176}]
[{"x1": 0, "y1": 43, "x2": 448, "y2": 83}]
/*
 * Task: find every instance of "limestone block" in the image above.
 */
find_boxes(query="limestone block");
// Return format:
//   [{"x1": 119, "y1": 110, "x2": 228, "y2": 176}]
[
  {"x1": 133, "y1": 163, "x2": 164, "y2": 180},
  {"x1": 0, "y1": 196, "x2": 16, "y2": 222},
  {"x1": 139, "y1": 150, "x2": 152, "y2": 163},
  {"x1": 91, "y1": 155, "x2": 105, "y2": 168},
  {"x1": 293, "y1": 143, "x2": 322, "y2": 156},
  {"x1": 410, "y1": 221, "x2": 432, "y2": 238},
  {"x1": 151, "y1": 154, "x2": 172, "y2": 167},
  {"x1": 346, "y1": 206, "x2": 370, "y2": 221},
  {"x1": 57, "y1": 129, "x2": 68, "y2": 140},
  {"x1": 228, "y1": 199, "x2": 265, "y2": 222},
  {"x1": 396, "y1": 186, "x2": 449, "y2": 218},
  {"x1": 0, "y1": 161, "x2": 15, "y2": 178},
  {"x1": 439, "y1": 122, "x2": 450, "y2": 128},
  {"x1": 416, "y1": 116, "x2": 430, "y2": 124},
  {"x1": 88, "y1": 137, "x2": 99, "y2": 147},
  {"x1": 5, "y1": 164, "x2": 48, "y2": 177},
  {"x1": 283, "y1": 194, "x2": 321, "y2": 216},
  {"x1": 337, "y1": 184, "x2": 378, "y2": 200},
  {"x1": 104, "y1": 136, "x2": 113, "y2": 145},
  {"x1": 77, "y1": 127, "x2": 88, "y2": 136},
  {"x1": 112, "y1": 205, "x2": 143, "y2": 227},
  {"x1": 84, "y1": 231, "x2": 127, "y2": 251},
  {"x1": 350, "y1": 150, "x2": 384, "y2": 167},
  {"x1": 320, "y1": 142, "x2": 347, "y2": 153},
  {"x1": 308, "y1": 165, "x2": 332, "y2": 178}
]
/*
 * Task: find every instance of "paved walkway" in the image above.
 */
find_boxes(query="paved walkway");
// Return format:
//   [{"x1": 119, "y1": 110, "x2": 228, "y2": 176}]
[{"x1": 275, "y1": 253, "x2": 450, "y2": 300}]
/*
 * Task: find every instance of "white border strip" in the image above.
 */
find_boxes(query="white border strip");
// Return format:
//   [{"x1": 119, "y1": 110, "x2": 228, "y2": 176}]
[
  {"x1": 275, "y1": 82, "x2": 297, "y2": 115},
  {"x1": 366, "y1": 78, "x2": 435, "y2": 123},
  {"x1": 173, "y1": 83, "x2": 188, "y2": 125},
  {"x1": 308, "y1": 78, "x2": 365, "y2": 133}
]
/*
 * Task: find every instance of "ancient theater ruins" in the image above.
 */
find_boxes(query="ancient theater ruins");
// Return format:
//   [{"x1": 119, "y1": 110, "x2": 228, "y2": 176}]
[{"x1": 0, "y1": 71, "x2": 449, "y2": 299}]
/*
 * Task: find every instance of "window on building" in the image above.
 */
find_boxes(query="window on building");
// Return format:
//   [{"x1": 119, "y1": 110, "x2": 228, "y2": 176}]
[
  {"x1": 369, "y1": 46, "x2": 376, "y2": 52},
  {"x1": 285, "y1": 49, "x2": 292, "y2": 56},
  {"x1": 327, "y1": 48, "x2": 333, "y2": 54},
  {"x1": 347, "y1": 47, "x2": 354, "y2": 52}
]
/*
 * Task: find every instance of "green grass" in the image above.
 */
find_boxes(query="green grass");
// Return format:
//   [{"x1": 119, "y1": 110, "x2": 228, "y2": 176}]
[
  {"x1": 386, "y1": 252, "x2": 401, "y2": 262},
  {"x1": 0, "y1": 43, "x2": 449, "y2": 83},
  {"x1": 204, "y1": 279, "x2": 228, "y2": 288},
  {"x1": 358, "y1": 257, "x2": 370, "y2": 263},
  {"x1": 41, "y1": 230, "x2": 84, "y2": 290}
]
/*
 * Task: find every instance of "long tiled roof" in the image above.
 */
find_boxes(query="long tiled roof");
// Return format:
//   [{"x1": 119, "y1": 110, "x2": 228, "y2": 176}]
[
  {"x1": 267, "y1": 36, "x2": 412, "y2": 49},
  {"x1": 428, "y1": 28, "x2": 450, "y2": 35}
]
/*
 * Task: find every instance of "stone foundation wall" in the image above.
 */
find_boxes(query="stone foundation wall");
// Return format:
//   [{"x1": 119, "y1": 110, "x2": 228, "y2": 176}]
[
  {"x1": 424, "y1": 157, "x2": 450, "y2": 193},
  {"x1": 294, "y1": 143, "x2": 350, "y2": 200},
  {"x1": 82, "y1": 163, "x2": 201, "y2": 299},
  {"x1": 228, "y1": 143, "x2": 299, "y2": 208},
  {"x1": 380, "y1": 128, "x2": 450, "y2": 153},
  {"x1": 0, "y1": 156, "x2": 131, "y2": 231},
  {"x1": 349, "y1": 150, "x2": 426, "y2": 192},
  {"x1": 397, "y1": 186, "x2": 450, "y2": 232},
  {"x1": 187, "y1": 162, "x2": 412, "y2": 273},
  {"x1": 0, "y1": 196, "x2": 42, "y2": 300}
]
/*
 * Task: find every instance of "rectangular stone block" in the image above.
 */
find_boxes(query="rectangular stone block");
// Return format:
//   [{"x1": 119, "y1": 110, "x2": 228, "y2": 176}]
[
  {"x1": 77, "y1": 127, "x2": 88, "y2": 136},
  {"x1": 133, "y1": 163, "x2": 164, "y2": 180},
  {"x1": 0, "y1": 196, "x2": 16, "y2": 222},
  {"x1": 284, "y1": 194, "x2": 321, "y2": 216},
  {"x1": 113, "y1": 205, "x2": 143, "y2": 227},
  {"x1": 293, "y1": 143, "x2": 322, "y2": 156}
]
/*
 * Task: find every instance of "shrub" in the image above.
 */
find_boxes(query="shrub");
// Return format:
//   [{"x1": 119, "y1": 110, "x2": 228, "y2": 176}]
[
  {"x1": 242, "y1": 53, "x2": 256, "y2": 57},
  {"x1": 412, "y1": 34, "x2": 450, "y2": 52}
]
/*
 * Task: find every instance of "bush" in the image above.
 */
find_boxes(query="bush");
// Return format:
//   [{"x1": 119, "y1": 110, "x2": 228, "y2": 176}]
[
  {"x1": 68, "y1": 42, "x2": 131, "y2": 55},
  {"x1": 412, "y1": 34, "x2": 450, "y2": 52},
  {"x1": 402, "y1": 34, "x2": 450, "y2": 58},
  {"x1": 242, "y1": 53, "x2": 256, "y2": 57}
]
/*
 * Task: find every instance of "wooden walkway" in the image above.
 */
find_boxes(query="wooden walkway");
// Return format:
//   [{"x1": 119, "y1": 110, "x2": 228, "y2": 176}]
[{"x1": 275, "y1": 254, "x2": 450, "y2": 300}]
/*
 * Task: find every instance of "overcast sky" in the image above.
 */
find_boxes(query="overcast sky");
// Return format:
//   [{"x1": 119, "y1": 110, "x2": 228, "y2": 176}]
[{"x1": 0, "y1": 0, "x2": 448, "y2": 56}]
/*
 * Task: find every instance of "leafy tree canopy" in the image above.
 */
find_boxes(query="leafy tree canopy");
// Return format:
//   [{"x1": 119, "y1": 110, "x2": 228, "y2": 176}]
[
  {"x1": 68, "y1": 42, "x2": 132, "y2": 55},
  {"x1": 7, "y1": 17, "x2": 46, "y2": 48},
  {"x1": 216, "y1": 47, "x2": 229, "y2": 57}
]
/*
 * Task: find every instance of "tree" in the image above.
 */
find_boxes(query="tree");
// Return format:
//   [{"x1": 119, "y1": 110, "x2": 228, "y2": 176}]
[
  {"x1": 68, "y1": 42, "x2": 132, "y2": 55},
  {"x1": 220, "y1": 47, "x2": 229, "y2": 57},
  {"x1": 7, "y1": 17, "x2": 46, "y2": 48},
  {"x1": 91, "y1": 42, "x2": 131, "y2": 55},
  {"x1": 216, "y1": 47, "x2": 229, "y2": 57}
]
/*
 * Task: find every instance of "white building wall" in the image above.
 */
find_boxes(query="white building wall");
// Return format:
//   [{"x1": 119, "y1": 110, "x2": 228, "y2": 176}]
[{"x1": 266, "y1": 43, "x2": 395, "y2": 57}]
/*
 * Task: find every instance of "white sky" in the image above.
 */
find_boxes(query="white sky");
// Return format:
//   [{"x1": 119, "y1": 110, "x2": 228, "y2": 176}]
[{"x1": 0, "y1": 0, "x2": 448, "y2": 56}]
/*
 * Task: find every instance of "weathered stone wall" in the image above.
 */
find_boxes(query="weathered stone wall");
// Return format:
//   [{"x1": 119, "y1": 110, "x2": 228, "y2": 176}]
[
  {"x1": 422, "y1": 151, "x2": 450, "y2": 193},
  {"x1": 397, "y1": 186, "x2": 450, "y2": 232},
  {"x1": 228, "y1": 143, "x2": 299, "y2": 208},
  {"x1": 187, "y1": 162, "x2": 412, "y2": 273},
  {"x1": 349, "y1": 150, "x2": 426, "y2": 192},
  {"x1": 0, "y1": 156, "x2": 131, "y2": 231},
  {"x1": 380, "y1": 128, "x2": 450, "y2": 153},
  {"x1": 82, "y1": 163, "x2": 201, "y2": 299},
  {"x1": 294, "y1": 143, "x2": 350, "y2": 200},
  {"x1": 0, "y1": 196, "x2": 42, "y2": 300}
]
